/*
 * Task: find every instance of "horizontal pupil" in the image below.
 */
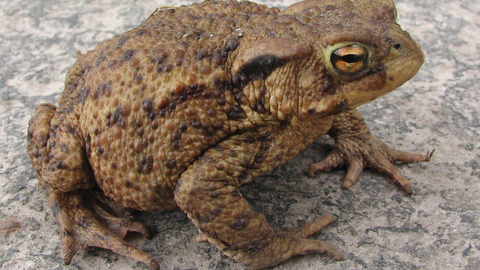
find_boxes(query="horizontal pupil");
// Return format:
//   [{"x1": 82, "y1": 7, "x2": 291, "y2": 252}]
[{"x1": 341, "y1": 54, "x2": 365, "y2": 63}]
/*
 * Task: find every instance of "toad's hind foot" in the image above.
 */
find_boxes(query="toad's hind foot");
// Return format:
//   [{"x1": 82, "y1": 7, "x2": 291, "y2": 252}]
[
  {"x1": 47, "y1": 187, "x2": 160, "y2": 270},
  {"x1": 236, "y1": 214, "x2": 343, "y2": 270},
  {"x1": 290, "y1": 214, "x2": 344, "y2": 261}
]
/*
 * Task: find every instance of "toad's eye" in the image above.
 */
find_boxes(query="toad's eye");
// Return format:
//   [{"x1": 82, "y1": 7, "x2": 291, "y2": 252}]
[{"x1": 331, "y1": 45, "x2": 368, "y2": 75}]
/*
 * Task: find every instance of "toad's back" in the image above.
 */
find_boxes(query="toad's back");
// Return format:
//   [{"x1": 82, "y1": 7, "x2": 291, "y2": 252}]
[{"x1": 49, "y1": 1, "x2": 300, "y2": 211}]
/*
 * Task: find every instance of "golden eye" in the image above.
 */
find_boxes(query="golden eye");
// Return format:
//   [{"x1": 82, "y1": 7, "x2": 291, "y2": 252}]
[{"x1": 331, "y1": 45, "x2": 368, "y2": 75}]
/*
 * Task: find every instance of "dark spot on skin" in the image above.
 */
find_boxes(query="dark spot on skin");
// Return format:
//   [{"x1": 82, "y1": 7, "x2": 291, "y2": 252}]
[
  {"x1": 32, "y1": 148, "x2": 41, "y2": 158},
  {"x1": 165, "y1": 159, "x2": 177, "y2": 169},
  {"x1": 260, "y1": 82, "x2": 267, "y2": 95},
  {"x1": 222, "y1": 37, "x2": 239, "y2": 58},
  {"x1": 171, "y1": 123, "x2": 187, "y2": 147},
  {"x1": 206, "y1": 108, "x2": 216, "y2": 117},
  {"x1": 211, "y1": 49, "x2": 223, "y2": 66},
  {"x1": 78, "y1": 86, "x2": 91, "y2": 105},
  {"x1": 120, "y1": 50, "x2": 137, "y2": 62},
  {"x1": 142, "y1": 99, "x2": 155, "y2": 119},
  {"x1": 234, "y1": 91, "x2": 245, "y2": 104},
  {"x1": 108, "y1": 60, "x2": 118, "y2": 67},
  {"x1": 335, "y1": 98, "x2": 349, "y2": 114},
  {"x1": 156, "y1": 84, "x2": 206, "y2": 116},
  {"x1": 66, "y1": 81, "x2": 78, "y2": 95},
  {"x1": 210, "y1": 37, "x2": 239, "y2": 66},
  {"x1": 95, "y1": 56, "x2": 106, "y2": 67},
  {"x1": 97, "y1": 81, "x2": 113, "y2": 96},
  {"x1": 106, "y1": 106, "x2": 125, "y2": 127},
  {"x1": 96, "y1": 146, "x2": 105, "y2": 156},
  {"x1": 321, "y1": 75, "x2": 336, "y2": 95},
  {"x1": 134, "y1": 74, "x2": 143, "y2": 85},
  {"x1": 171, "y1": 140, "x2": 181, "y2": 150},
  {"x1": 234, "y1": 54, "x2": 287, "y2": 87},
  {"x1": 49, "y1": 124, "x2": 58, "y2": 135},
  {"x1": 125, "y1": 181, "x2": 133, "y2": 188},
  {"x1": 137, "y1": 156, "x2": 154, "y2": 174},
  {"x1": 246, "y1": 240, "x2": 268, "y2": 253},
  {"x1": 231, "y1": 190, "x2": 242, "y2": 197},
  {"x1": 111, "y1": 163, "x2": 117, "y2": 169},
  {"x1": 212, "y1": 75, "x2": 225, "y2": 88},
  {"x1": 85, "y1": 133, "x2": 92, "y2": 156},
  {"x1": 253, "y1": 97, "x2": 266, "y2": 113},
  {"x1": 58, "y1": 106, "x2": 72, "y2": 115},
  {"x1": 230, "y1": 218, "x2": 250, "y2": 231},
  {"x1": 134, "y1": 29, "x2": 150, "y2": 36},
  {"x1": 172, "y1": 131, "x2": 182, "y2": 142},
  {"x1": 212, "y1": 122, "x2": 223, "y2": 130},
  {"x1": 117, "y1": 36, "x2": 130, "y2": 48},
  {"x1": 54, "y1": 161, "x2": 68, "y2": 170},
  {"x1": 228, "y1": 106, "x2": 247, "y2": 120},
  {"x1": 191, "y1": 120, "x2": 202, "y2": 129},
  {"x1": 195, "y1": 211, "x2": 215, "y2": 223},
  {"x1": 217, "y1": 97, "x2": 226, "y2": 106},
  {"x1": 231, "y1": 73, "x2": 248, "y2": 88},
  {"x1": 325, "y1": 4, "x2": 336, "y2": 11},
  {"x1": 135, "y1": 119, "x2": 144, "y2": 136},
  {"x1": 157, "y1": 64, "x2": 173, "y2": 73},
  {"x1": 211, "y1": 207, "x2": 222, "y2": 217},
  {"x1": 64, "y1": 124, "x2": 76, "y2": 135},
  {"x1": 60, "y1": 144, "x2": 69, "y2": 153},
  {"x1": 197, "y1": 49, "x2": 209, "y2": 60},
  {"x1": 178, "y1": 123, "x2": 187, "y2": 132},
  {"x1": 202, "y1": 123, "x2": 215, "y2": 135},
  {"x1": 152, "y1": 55, "x2": 166, "y2": 65}
]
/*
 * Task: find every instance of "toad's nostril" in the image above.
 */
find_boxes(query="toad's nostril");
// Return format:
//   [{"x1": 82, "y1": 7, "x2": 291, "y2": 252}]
[{"x1": 393, "y1": 43, "x2": 402, "y2": 50}]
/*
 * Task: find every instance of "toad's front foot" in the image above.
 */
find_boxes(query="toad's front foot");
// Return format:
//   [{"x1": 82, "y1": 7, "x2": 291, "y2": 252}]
[
  {"x1": 308, "y1": 110, "x2": 433, "y2": 194},
  {"x1": 308, "y1": 136, "x2": 433, "y2": 194},
  {"x1": 47, "y1": 187, "x2": 159, "y2": 269}
]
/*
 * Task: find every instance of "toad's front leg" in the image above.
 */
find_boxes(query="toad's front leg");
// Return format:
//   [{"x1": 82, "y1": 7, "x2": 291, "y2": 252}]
[
  {"x1": 308, "y1": 109, "x2": 433, "y2": 194},
  {"x1": 174, "y1": 133, "x2": 343, "y2": 269}
]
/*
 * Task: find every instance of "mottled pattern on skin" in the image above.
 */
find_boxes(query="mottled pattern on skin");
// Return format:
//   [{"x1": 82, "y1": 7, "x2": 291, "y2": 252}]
[{"x1": 26, "y1": 0, "x2": 430, "y2": 269}]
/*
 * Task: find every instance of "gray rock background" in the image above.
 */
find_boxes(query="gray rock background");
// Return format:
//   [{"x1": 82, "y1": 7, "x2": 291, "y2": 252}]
[{"x1": 1, "y1": 0, "x2": 479, "y2": 269}]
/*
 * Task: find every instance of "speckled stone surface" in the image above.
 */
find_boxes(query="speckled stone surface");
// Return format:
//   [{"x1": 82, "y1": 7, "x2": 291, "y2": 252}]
[{"x1": 1, "y1": 0, "x2": 479, "y2": 269}]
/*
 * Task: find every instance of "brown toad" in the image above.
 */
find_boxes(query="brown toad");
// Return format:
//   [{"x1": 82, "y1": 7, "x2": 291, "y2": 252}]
[{"x1": 27, "y1": 0, "x2": 432, "y2": 269}]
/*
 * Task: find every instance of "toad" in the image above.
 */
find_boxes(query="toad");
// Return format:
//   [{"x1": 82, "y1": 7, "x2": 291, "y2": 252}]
[{"x1": 27, "y1": 0, "x2": 432, "y2": 269}]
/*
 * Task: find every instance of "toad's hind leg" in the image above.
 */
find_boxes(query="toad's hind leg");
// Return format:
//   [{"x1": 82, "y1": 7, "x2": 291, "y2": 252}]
[
  {"x1": 175, "y1": 132, "x2": 343, "y2": 269},
  {"x1": 27, "y1": 104, "x2": 159, "y2": 269},
  {"x1": 46, "y1": 187, "x2": 159, "y2": 269}
]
